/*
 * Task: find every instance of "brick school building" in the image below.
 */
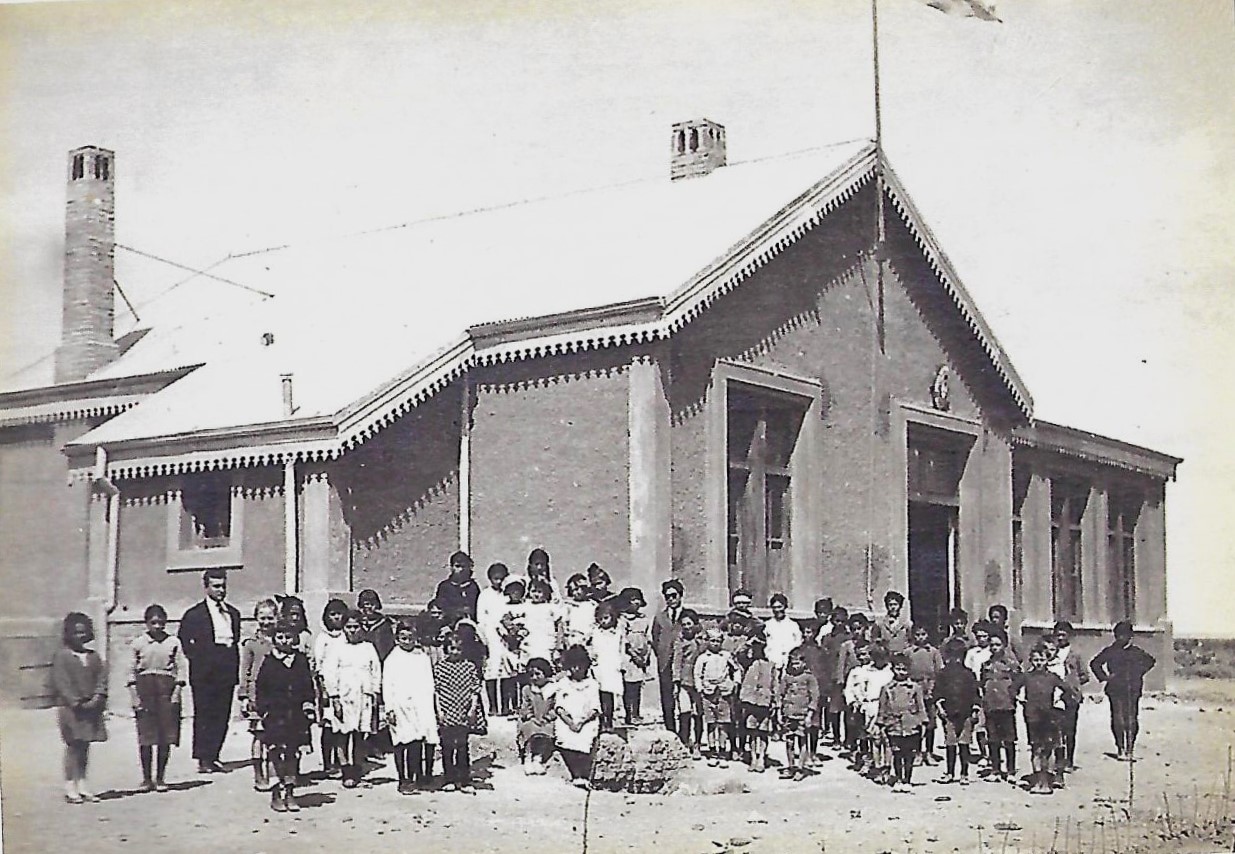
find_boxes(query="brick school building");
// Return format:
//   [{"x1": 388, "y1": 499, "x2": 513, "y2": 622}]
[{"x1": 0, "y1": 124, "x2": 1180, "y2": 705}]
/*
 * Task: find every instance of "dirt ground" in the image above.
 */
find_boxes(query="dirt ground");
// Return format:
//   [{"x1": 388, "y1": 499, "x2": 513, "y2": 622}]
[{"x1": 2, "y1": 680, "x2": 1234, "y2": 854}]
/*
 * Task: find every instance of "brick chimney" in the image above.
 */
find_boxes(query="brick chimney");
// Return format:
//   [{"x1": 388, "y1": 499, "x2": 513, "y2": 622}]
[
  {"x1": 55, "y1": 146, "x2": 119, "y2": 383},
  {"x1": 670, "y1": 118, "x2": 726, "y2": 181}
]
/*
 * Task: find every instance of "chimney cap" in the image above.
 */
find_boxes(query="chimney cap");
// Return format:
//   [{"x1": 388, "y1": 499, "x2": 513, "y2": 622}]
[
  {"x1": 670, "y1": 118, "x2": 727, "y2": 181},
  {"x1": 68, "y1": 144, "x2": 115, "y2": 156}
]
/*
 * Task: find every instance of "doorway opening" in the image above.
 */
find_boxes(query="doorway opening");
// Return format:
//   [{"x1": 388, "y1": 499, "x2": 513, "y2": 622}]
[{"x1": 906, "y1": 428, "x2": 969, "y2": 637}]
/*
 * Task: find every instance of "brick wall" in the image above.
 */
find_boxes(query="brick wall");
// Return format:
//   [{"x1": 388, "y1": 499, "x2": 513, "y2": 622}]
[
  {"x1": 471, "y1": 350, "x2": 632, "y2": 588},
  {"x1": 341, "y1": 385, "x2": 461, "y2": 608}
]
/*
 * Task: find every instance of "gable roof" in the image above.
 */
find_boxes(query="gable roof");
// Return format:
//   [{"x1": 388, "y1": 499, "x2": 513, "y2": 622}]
[{"x1": 58, "y1": 139, "x2": 1033, "y2": 478}]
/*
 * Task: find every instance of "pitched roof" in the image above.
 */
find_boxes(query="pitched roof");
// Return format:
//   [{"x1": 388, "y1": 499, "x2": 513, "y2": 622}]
[{"x1": 59, "y1": 139, "x2": 1032, "y2": 477}]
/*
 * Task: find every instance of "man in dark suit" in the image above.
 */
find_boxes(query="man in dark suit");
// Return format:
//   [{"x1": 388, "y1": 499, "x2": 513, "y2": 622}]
[
  {"x1": 651, "y1": 579, "x2": 684, "y2": 733},
  {"x1": 178, "y1": 569, "x2": 242, "y2": 773}
]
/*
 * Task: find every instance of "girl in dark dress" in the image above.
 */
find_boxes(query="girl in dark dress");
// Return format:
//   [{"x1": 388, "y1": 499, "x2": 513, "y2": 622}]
[
  {"x1": 255, "y1": 619, "x2": 316, "y2": 812},
  {"x1": 52, "y1": 612, "x2": 108, "y2": 803}
]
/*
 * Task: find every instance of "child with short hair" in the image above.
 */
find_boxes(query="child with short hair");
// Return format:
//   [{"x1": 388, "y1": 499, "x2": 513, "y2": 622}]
[
  {"x1": 619, "y1": 587, "x2": 653, "y2": 726},
  {"x1": 433, "y1": 632, "x2": 484, "y2": 793},
  {"x1": 694, "y1": 626, "x2": 739, "y2": 766},
  {"x1": 987, "y1": 605, "x2": 1020, "y2": 664},
  {"x1": 239, "y1": 598, "x2": 279, "y2": 791},
  {"x1": 933, "y1": 637, "x2": 978, "y2": 784},
  {"x1": 777, "y1": 649, "x2": 821, "y2": 781},
  {"x1": 497, "y1": 579, "x2": 529, "y2": 687},
  {"x1": 878, "y1": 653, "x2": 928, "y2": 792},
  {"x1": 478, "y1": 562, "x2": 514, "y2": 716},
  {"x1": 979, "y1": 633, "x2": 1020, "y2": 782},
  {"x1": 587, "y1": 600, "x2": 623, "y2": 731},
  {"x1": 556, "y1": 644, "x2": 602, "y2": 788},
  {"x1": 1018, "y1": 643, "x2": 1077, "y2": 794},
  {"x1": 562, "y1": 573, "x2": 597, "y2": 649},
  {"x1": 523, "y1": 579, "x2": 561, "y2": 667},
  {"x1": 872, "y1": 591, "x2": 911, "y2": 655},
  {"x1": 738, "y1": 636, "x2": 775, "y2": 772},
  {"x1": 906, "y1": 623, "x2": 943, "y2": 765},
  {"x1": 843, "y1": 641, "x2": 876, "y2": 770},
  {"x1": 254, "y1": 619, "x2": 316, "y2": 812},
  {"x1": 812, "y1": 598, "x2": 835, "y2": 641},
  {"x1": 1051, "y1": 621, "x2": 1089, "y2": 771},
  {"x1": 52, "y1": 613, "x2": 107, "y2": 803},
  {"x1": 796, "y1": 627, "x2": 830, "y2": 764},
  {"x1": 820, "y1": 607, "x2": 851, "y2": 747},
  {"x1": 313, "y1": 598, "x2": 349, "y2": 775},
  {"x1": 517, "y1": 657, "x2": 557, "y2": 775},
  {"x1": 277, "y1": 595, "x2": 312, "y2": 653},
  {"x1": 947, "y1": 608, "x2": 975, "y2": 649},
  {"x1": 965, "y1": 620, "x2": 994, "y2": 765},
  {"x1": 128, "y1": 604, "x2": 184, "y2": 792},
  {"x1": 671, "y1": 609, "x2": 704, "y2": 757},
  {"x1": 383, "y1": 617, "x2": 439, "y2": 794},
  {"x1": 764, "y1": 593, "x2": 802, "y2": 672},
  {"x1": 1090, "y1": 620, "x2": 1156, "y2": 761},
  {"x1": 586, "y1": 563, "x2": 614, "y2": 603},
  {"x1": 323, "y1": 609, "x2": 382, "y2": 788}
]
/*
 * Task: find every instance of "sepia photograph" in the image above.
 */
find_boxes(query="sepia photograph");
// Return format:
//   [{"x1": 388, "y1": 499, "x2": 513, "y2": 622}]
[{"x1": 0, "y1": 0, "x2": 1233, "y2": 851}]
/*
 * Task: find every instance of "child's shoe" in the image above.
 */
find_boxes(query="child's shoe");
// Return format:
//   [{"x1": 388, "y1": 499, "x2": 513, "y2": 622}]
[
  {"x1": 270, "y1": 785, "x2": 287, "y2": 812},
  {"x1": 572, "y1": 778, "x2": 590, "y2": 789},
  {"x1": 154, "y1": 778, "x2": 169, "y2": 793},
  {"x1": 791, "y1": 769, "x2": 807, "y2": 782},
  {"x1": 140, "y1": 777, "x2": 155, "y2": 793},
  {"x1": 284, "y1": 786, "x2": 300, "y2": 812},
  {"x1": 63, "y1": 781, "x2": 82, "y2": 804},
  {"x1": 958, "y1": 774, "x2": 971, "y2": 786},
  {"x1": 938, "y1": 773, "x2": 956, "y2": 784},
  {"x1": 76, "y1": 783, "x2": 98, "y2": 802},
  {"x1": 690, "y1": 745, "x2": 702, "y2": 760}
]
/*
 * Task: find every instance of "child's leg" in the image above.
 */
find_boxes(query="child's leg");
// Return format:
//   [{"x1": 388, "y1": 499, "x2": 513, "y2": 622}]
[
  {"x1": 460, "y1": 735, "x2": 473, "y2": 784},
  {"x1": 393, "y1": 743, "x2": 408, "y2": 783},
  {"x1": 422, "y1": 742, "x2": 437, "y2": 782},
  {"x1": 63, "y1": 742, "x2": 82, "y2": 798},
  {"x1": 807, "y1": 722, "x2": 819, "y2": 757},
  {"x1": 945, "y1": 745, "x2": 958, "y2": 777},
  {"x1": 156, "y1": 745, "x2": 171, "y2": 784},
  {"x1": 923, "y1": 714, "x2": 936, "y2": 759},
  {"x1": 140, "y1": 745, "x2": 154, "y2": 784},
  {"x1": 485, "y1": 679, "x2": 498, "y2": 715},
  {"x1": 622, "y1": 682, "x2": 637, "y2": 724},
  {"x1": 408, "y1": 741, "x2": 424, "y2": 782},
  {"x1": 1003, "y1": 740, "x2": 1017, "y2": 776},
  {"x1": 1126, "y1": 698, "x2": 1141, "y2": 754},
  {"x1": 599, "y1": 691, "x2": 615, "y2": 730},
  {"x1": 958, "y1": 743, "x2": 972, "y2": 778}
]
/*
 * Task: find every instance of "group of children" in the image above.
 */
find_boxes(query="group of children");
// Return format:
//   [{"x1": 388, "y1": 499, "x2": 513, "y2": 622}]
[{"x1": 49, "y1": 558, "x2": 1156, "y2": 809}]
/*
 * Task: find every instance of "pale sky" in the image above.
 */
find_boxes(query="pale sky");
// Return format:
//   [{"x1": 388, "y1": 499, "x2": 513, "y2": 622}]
[{"x1": 1, "y1": 0, "x2": 1232, "y2": 635}]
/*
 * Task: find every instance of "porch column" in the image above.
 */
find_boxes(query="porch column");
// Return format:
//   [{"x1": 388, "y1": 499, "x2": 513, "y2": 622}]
[
  {"x1": 1135, "y1": 484, "x2": 1167, "y2": 626},
  {"x1": 300, "y1": 466, "x2": 351, "y2": 621},
  {"x1": 629, "y1": 353, "x2": 672, "y2": 598},
  {"x1": 1020, "y1": 470, "x2": 1052, "y2": 623},
  {"x1": 1082, "y1": 485, "x2": 1109, "y2": 625}
]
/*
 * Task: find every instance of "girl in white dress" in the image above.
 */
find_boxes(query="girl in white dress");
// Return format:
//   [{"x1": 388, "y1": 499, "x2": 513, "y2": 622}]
[
  {"x1": 323, "y1": 609, "x2": 381, "y2": 788},
  {"x1": 478, "y1": 563, "x2": 513, "y2": 715},
  {"x1": 312, "y1": 598, "x2": 348, "y2": 775},
  {"x1": 586, "y1": 600, "x2": 623, "y2": 731},
  {"x1": 522, "y1": 580, "x2": 562, "y2": 667},
  {"x1": 383, "y1": 617, "x2": 439, "y2": 794},
  {"x1": 555, "y1": 644, "x2": 601, "y2": 788},
  {"x1": 561, "y1": 574, "x2": 597, "y2": 650}
]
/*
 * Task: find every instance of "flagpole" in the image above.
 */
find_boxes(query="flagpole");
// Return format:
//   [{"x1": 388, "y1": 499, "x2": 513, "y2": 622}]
[{"x1": 871, "y1": 0, "x2": 886, "y2": 351}]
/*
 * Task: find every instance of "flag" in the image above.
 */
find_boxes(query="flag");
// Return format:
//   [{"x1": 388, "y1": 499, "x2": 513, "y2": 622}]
[{"x1": 922, "y1": 0, "x2": 1001, "y2": 22}]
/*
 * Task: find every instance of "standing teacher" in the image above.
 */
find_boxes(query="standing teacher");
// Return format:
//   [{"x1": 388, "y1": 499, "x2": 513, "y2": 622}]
[{"x1": 178, "y1": 569, "x2": 242, "y2": 773}]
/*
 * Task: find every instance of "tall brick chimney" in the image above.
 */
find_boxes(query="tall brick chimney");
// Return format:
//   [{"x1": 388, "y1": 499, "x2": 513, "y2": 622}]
[
  {"x1": 55, "y1": 145, "x2": 119, "y2": 383},
  {"x1": 670, "y1": 118, "x2": 726, "y2": 181}
]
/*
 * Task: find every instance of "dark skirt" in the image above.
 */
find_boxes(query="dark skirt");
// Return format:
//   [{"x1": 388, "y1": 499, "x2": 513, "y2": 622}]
[
  {"x1": 58, "y1": 704, "x2": 107, "y2": 745},
  {"x1": 135, "y1": 674, "x2": 181, "y2": 747}
]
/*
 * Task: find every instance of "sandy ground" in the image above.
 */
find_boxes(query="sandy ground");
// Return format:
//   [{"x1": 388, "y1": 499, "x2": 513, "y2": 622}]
[{"x1": 2, "y1": 680, "x2": 1234, "y2": 854}]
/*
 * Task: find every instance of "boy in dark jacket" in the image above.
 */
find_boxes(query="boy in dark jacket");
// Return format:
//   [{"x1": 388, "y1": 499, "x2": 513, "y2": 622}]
[
  {"x1": 933, "y1": 637, "x2": 978, "y2": 784},
  {"x1": 1018, "y1": 644, "x2": 1079, "y2": 794},
  {"x1": 1090, "y1": 621, "x2": 1156, "y2": 761}
]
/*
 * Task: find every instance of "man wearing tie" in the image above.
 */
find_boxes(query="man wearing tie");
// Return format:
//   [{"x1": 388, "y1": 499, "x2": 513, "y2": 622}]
[
  {"x1": 651, "y1": 579, "x2": 684, "y2": 733},
  {"x1": 178, "y1": 569, "x2": 242, "y2": 773}
]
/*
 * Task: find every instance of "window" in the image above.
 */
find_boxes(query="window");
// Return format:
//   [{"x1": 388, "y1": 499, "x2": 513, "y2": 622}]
[
  {"x1": 1108, "y1": 492, "x2": 1141, "y2": 622},
  {"x1": 167, "y1": 471, "x2": 244, "y2": 570},
  {"x1": 908, "y1": 441, "x2": 963, "y2": 504},
  {"x1": 726, "y1": 383, "x2": 804, "y2": 604},
  {"x1": 675, "y1": 130, "x2": 685, "y2": 154},
  {"x1": 94, "y1": 155, "x2": 109, "y2": 180},
  {"x1": 72, "y1": 154, "x2": 84, "y2": 180},
  {"x1": 1050, "y1": 479, "x2": 1087, "y2": 621},
  {"x1": 689, "y1": 127, "x2": 699, "y2": 152},
  {"x1": 1011, "y1": 469, "x2": 1029, "y2": 611}
]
